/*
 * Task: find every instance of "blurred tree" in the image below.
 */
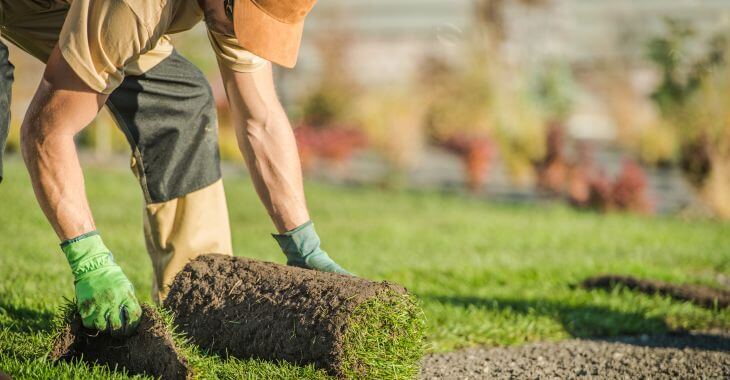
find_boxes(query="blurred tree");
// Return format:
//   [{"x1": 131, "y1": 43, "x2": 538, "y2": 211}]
[
  {"x1": 679, "y1": 55, "x2": 730, "y2": 218},
  {"x1": 297, "y1": 5, "x2": 357, "y2": 128},
  {"x1": 529, "y1": 61, "x2": 577, "y2": 193},
  {"x1": 356, "y1": 88, "x2": 425, "y2": 189},
  {"x1": 647, "y1": 18, "x2": 727, "y2": 117},
  {"x1": 421, "y1": 44, "x2": 499, "y2": 192},
  {"x1": 293, "y1": 7, "x2": 367, "y2": 174},
  {"x1": 530, "y1": 61, "x2": 576, "y2": 124},
  {"x1": 593, "y1": 67, "x2": 678, "y2": 167},
  {"x1": 421, "y1": 30, "x2": 546, "y2": 191},
  {"x1": 647, "y1": 19, "x2": 730, "y2": 218}
]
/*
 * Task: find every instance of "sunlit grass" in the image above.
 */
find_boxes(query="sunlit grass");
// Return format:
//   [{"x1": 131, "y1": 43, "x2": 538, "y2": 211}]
[{"x1": 1, "y1": 156, "x2": 728, "y2": 378}]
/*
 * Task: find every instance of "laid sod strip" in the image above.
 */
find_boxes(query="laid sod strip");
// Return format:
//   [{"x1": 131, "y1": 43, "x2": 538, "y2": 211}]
[
  {"x1": 582, "y1": 275, "x2": 730, "y2": 309},
  {"x1": 164, "y1": 254, "x2": 426, "y2": 379},
  {"x1": 49, "y1": 303, "x2": 191, "y2": 379}
]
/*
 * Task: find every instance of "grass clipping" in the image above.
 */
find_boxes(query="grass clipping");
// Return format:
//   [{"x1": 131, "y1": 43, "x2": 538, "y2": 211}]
[{"x1": 164, "y1": 254, "x2": 426, "y2": 379}]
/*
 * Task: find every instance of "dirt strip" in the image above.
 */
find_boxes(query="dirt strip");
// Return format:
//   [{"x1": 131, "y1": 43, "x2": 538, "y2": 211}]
[
  {"x1": 581, "y1": 274, "x2": 730, "y2": 308},
  {"x1": 420, "y1": 332, "x2": 730, "y2": 379}
]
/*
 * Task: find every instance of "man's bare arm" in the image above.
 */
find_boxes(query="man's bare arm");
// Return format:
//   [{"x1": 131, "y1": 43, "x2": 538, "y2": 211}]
[
  {"x1": 20, "y1": 46, "x2": 108, "y2": 240},
  {"x1": 21, "y1": 46, "x2": 142, "y2": 334},
  {"x1": 218, "y1": 62, "x2": 352, "y2": 275},
  {"x1": 218, "y1": 62, "x2": 310, "y2": 233}
]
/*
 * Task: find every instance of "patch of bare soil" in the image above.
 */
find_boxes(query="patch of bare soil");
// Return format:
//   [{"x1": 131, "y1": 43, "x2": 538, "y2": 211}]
[
  {"x1": 581, "y1": 274, "x2": 730, "y2": 308},
  {"x1": 421, "y1": 332, "x2": 730, "y2": 379},
  {"x1": 164, "y1": 254, "x2": 407, "y2": 377},
  {"x1": 50, "y1": 304, "x2": 190, "y2": 380}
]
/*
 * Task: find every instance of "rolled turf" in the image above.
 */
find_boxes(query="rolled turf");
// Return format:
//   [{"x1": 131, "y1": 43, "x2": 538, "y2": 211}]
[
  {"x1": 164, "y1": 254, "x2": 426, "y2": 379},
  {"x1": 49, "y1": 303, "x2": 191, "y2": 379}
]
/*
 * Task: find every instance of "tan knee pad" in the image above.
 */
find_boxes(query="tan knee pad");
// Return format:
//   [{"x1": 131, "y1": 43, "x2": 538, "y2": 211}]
[{"x1": 143, "y1": 179, "x2": 233, "y2": 304}]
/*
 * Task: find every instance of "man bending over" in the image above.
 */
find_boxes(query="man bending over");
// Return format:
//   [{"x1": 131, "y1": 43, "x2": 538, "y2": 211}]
[{"x1": 0, "y1": 0, "x2": 349, "y2": 335}]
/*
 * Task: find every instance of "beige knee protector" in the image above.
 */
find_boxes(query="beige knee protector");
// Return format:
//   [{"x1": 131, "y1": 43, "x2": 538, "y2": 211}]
[{"x1": 142, "y1": 179, "x2": 233, "y2": 304}]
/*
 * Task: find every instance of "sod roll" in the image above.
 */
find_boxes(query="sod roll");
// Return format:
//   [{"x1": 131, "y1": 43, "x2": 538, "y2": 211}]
[
  {"x1": 50, "y1": 304, "x2": 191, "y2": 379},
  {"x1": 164, "y1": 254, "x2": 425, "y2": 379}
]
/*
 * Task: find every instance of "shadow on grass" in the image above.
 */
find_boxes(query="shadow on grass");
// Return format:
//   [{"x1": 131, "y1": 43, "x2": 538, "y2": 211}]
[
  {"x1": 425, "y1": 295, "x2": 668, "y2": 337},
  {"x1": 426, "y1": 294, "x2": 730, "y2": 352},
  {"x1": 0, "y1": 301, "x2": 55, "y2": 333}
]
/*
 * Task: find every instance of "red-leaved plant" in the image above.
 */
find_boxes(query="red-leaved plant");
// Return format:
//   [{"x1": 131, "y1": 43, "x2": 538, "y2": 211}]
[
  {"x1": 571, "y1": 160, "x2": 653, "y2": 214},
  {"x1": 535, "y1": 123, "x2": 569, "y2": 194},
  {"x1": 294, "y1": 124, "x2": 368, "y2": 173},
  {"x1": 438, "y1": 135, "x2": 494, "y2": 192}
]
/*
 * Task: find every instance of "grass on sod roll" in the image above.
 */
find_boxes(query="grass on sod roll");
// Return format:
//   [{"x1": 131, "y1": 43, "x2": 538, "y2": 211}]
[
  {"x1": 47, "y1": 301, "x2": 332, "y2": 379},
  {"x1": 50, "y1": 298, "x2": 423, "y2": 380},
  {"x1": 50, "y1": 301, "x2": 191, "y2": 379},
  {"x1": 47, "y1": 298, "x2": 426, "y2": 380},
  {"x1": 341, "y1": 292, "x2": 426, "y2": 379},
  {"x1": 1, "y1": 157, "x2": 729, "y2": 378},
  {"x1": 163, "y1": 254, "x2": 426, "y2": 378}
]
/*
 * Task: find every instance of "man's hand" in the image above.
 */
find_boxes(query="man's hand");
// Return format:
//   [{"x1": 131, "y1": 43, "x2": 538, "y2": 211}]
[
  {"x1": 75, "y1": 265, "x2": 141, "y2": 334},
  {"x1": 63, "y1": 232, "x2": 142, "y2": 335},
  {"x1": 273, "y1": 221, "x2": 353, "y2": 276}
]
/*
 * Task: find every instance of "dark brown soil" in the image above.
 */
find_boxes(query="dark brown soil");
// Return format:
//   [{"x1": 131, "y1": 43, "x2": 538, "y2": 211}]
[
  {"x1": 420, "y1": 332, "x2": 730, "y2": 379},
  {"x1": 49, "y1": 304, "x2": 190, "y2": 379},
  {"x1": 582, "y1": 274, "x2": 730, "y2": 308},
  {"x1": 163, "y1": 254, "x2": 407, "y2": 377}
]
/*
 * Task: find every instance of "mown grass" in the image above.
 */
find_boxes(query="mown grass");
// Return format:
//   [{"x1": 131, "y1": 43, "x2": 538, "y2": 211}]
[{"x1": 1, "y1": 156, "x2": 729, "y2": 378}]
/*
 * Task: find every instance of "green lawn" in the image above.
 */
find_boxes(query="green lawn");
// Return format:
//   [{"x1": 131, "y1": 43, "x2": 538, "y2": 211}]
[{"x1": 1, "y1": 156, "x2": 728, "y2": 379}]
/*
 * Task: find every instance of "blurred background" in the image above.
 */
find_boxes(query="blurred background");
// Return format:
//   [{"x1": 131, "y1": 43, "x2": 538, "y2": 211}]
[
  {"x1": 1, "y1": 3, "x2": 729, "y2": 374},
  {"x1": 4, "y1": 0, "x2": 730, "y2": 219}
]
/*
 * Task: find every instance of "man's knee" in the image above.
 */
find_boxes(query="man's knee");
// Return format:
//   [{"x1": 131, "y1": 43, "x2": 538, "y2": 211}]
[
  {"x1": 107, "y1": 50, "x2": 222, "y2": 203},
  {"x1": 143, "y1": 179, "x2": 233, "y2": 303}
]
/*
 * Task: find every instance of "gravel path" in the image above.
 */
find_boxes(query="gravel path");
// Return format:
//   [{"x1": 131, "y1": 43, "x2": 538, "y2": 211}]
[{"x1": 420, "y1": 332, "x2": 730, "y2": 379}]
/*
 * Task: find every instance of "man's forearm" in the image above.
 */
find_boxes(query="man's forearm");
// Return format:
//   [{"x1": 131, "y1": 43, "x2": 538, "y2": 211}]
[
  {"x1": 220, "y1": 63, "x2": 310, "y2": 233},
  {"x1": 21, "y1": 46, "x2": 141, "y2": 334},
  {"x1": 21, "y1": 47, "x2": 108, "y2": 240},
  {"x1": 236, "y1": 101, "x2": 310, "y2": 233}
]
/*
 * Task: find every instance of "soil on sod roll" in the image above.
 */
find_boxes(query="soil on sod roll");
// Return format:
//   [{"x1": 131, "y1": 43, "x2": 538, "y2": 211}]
[
  {"x1": 164, "y1": 254, "x2": 425, "y2": 379},
  {"x1": 582, "y1": 274, "x2": 730, "y2": 308},
  {"x1": 50, "y1": 304, "x2": 190, "y2": 379}
]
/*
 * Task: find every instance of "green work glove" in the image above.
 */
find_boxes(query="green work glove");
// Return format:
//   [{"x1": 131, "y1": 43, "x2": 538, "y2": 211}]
[
  {"x1": 61, "y1": 231, "x2": 142, "y2": 335},
  {"x1": 273, "y1": 221, "x2": 354, "y2": 276}
]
